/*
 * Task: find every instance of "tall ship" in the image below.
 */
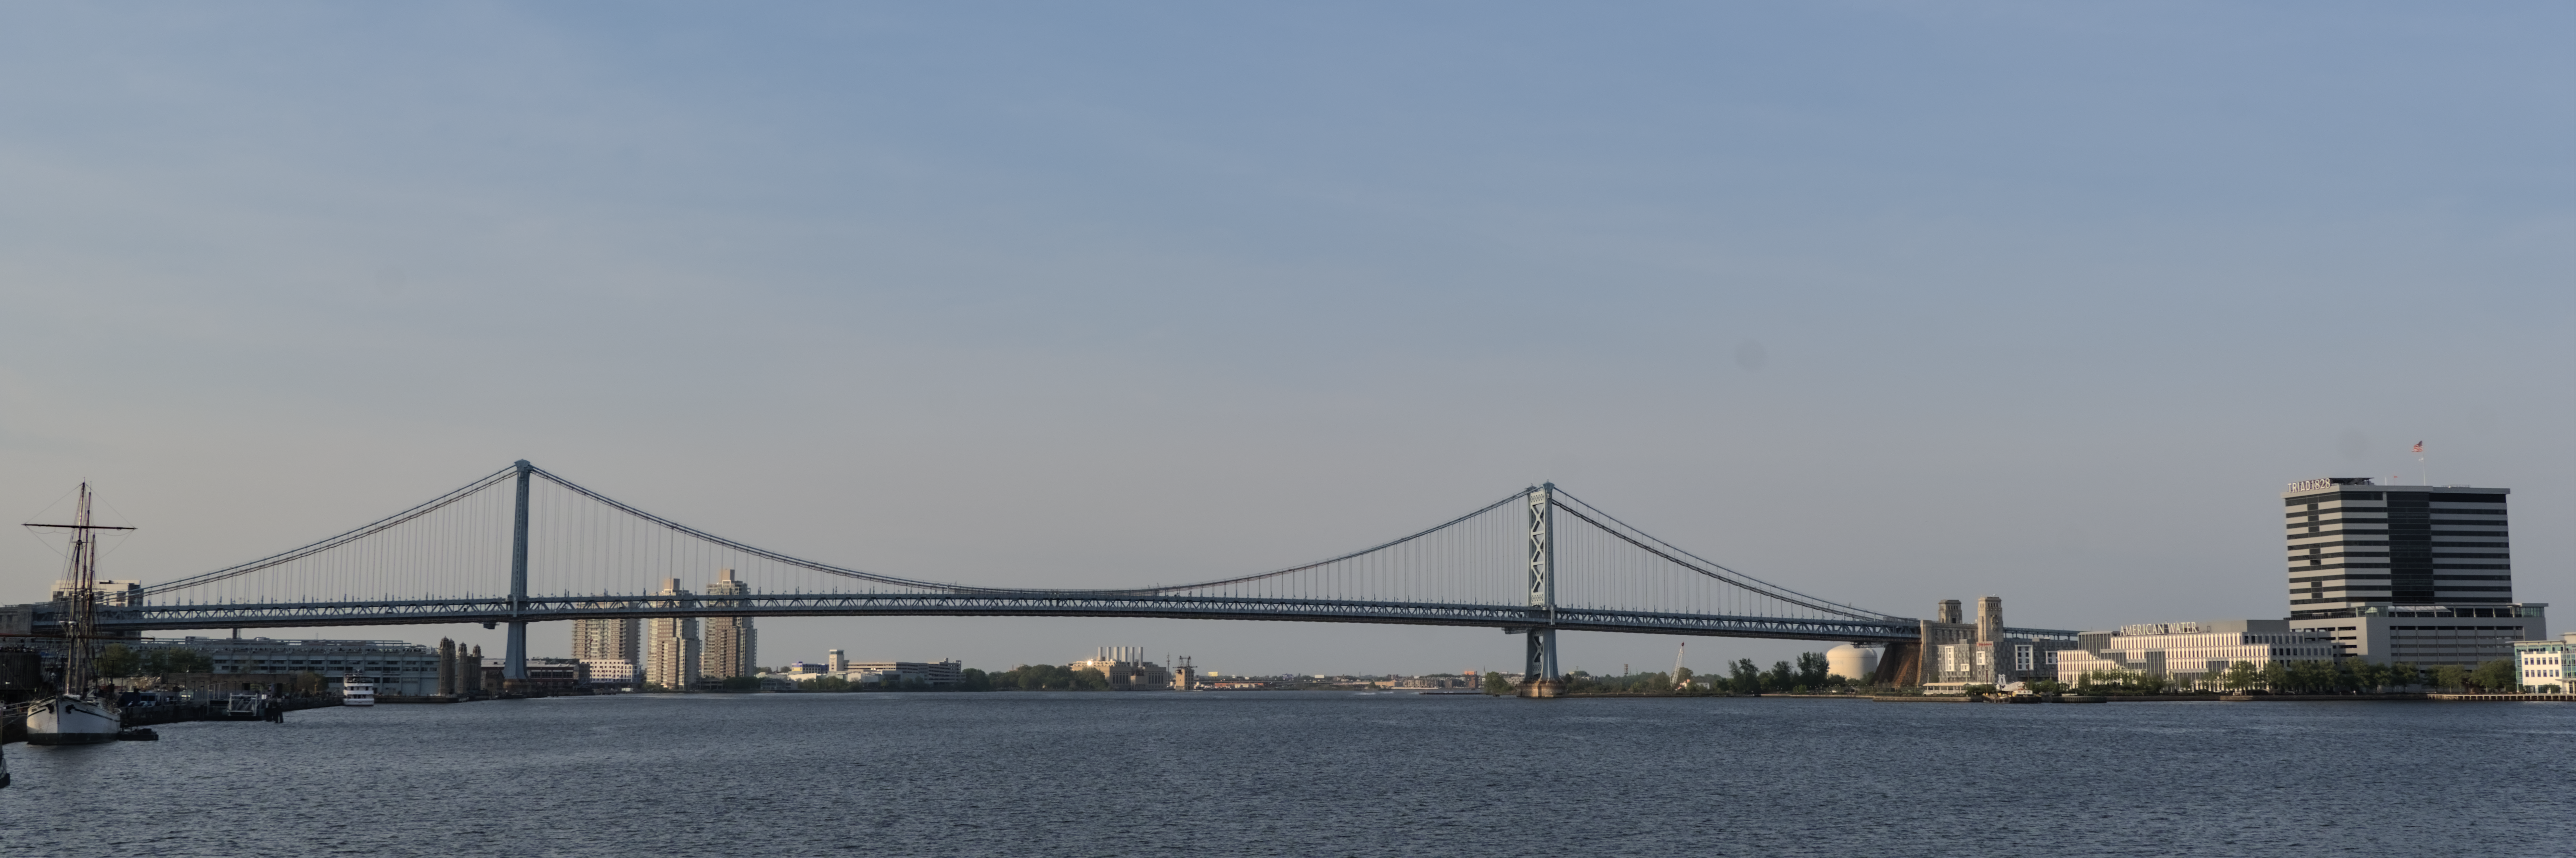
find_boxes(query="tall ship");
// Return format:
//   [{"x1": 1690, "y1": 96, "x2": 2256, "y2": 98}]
[{"x1": 24, "y1": 484, "x2": 129, "y2": 745}]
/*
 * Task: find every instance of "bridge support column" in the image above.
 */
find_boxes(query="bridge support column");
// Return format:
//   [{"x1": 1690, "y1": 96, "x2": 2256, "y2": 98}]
[
  {"x1": 504, "y1": 459, "x2": 531, "y2": 682},
  {"x1": 1518, "y1": 627, "x2": 1562, "y2": 697},
  {"x1": 1517, "y1": 483, "x2": 1562, "y2": 698}
]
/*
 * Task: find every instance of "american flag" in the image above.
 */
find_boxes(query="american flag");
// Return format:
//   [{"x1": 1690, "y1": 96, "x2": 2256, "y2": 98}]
[{"x1": 2412, "y1": 441, "x2": 2424, "y2": 453}]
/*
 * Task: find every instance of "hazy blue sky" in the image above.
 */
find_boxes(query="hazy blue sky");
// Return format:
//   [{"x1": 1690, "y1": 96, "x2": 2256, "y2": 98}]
[{"x1": 4, "y1": 3, "x2": 2569, "y2": 677}]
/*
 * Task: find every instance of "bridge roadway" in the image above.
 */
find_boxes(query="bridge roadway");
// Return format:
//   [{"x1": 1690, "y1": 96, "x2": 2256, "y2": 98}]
[{"x1": 40, "y1": 593, "x2": 2078, "y2": 644}]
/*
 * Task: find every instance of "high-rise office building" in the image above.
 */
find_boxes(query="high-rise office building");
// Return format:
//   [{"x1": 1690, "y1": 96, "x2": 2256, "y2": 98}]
[
  {"x1": 645, "y1": 577, "x2": 701, "y2": 691},
  {"x1": 2283, "y1": 478, "x2": 2512, "y2": 616},
  {"x1": 2282, "y1": 477, "x2": 2541, "y2": 666},
  {"x1": 701, "y1": 568, "x2": 757, "y2": 680}
]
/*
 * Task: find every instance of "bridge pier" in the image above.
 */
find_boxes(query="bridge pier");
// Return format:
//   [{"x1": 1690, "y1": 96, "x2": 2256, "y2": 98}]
[{"x1": 1517, "y1": 627, "x2": 1562, "y2": 698}]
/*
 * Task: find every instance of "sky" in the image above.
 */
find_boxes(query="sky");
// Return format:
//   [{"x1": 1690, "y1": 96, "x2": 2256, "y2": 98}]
[{"x1": 2, "y1": 2, "x2": 2569, "y2": 678}]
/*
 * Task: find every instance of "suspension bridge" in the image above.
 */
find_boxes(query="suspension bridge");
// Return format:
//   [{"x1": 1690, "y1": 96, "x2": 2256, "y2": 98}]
[{"x1": 26, "y1": 461, "x2": 2072, "y2": 694}]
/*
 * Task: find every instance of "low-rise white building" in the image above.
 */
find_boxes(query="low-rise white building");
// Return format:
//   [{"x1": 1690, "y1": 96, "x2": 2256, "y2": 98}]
[
  {"x1": 2055, "y1": 620, "x2": 2339, "y2": 688},
  {"x1": 2291, "y1": 603, "x2": 2546, "y2": 668},
  {"x1": 842, "y1": 661, "x2": 963, "y2": 686},
  {"x1": 92, "y1": 636, "x2": 444, "y2": 695},
  {"x1": 769, "y1": 659, "x2": 966, "y2": 687},
  {"x1": 2515, "y1": 633, "x2": 2576, "y2": 693},
  {"x1": 581, "y1": 658, "x2": 640, "y2": 690},
  {"x1": 1071, "y1": 646, "x2": 1171, "y2": 690}
]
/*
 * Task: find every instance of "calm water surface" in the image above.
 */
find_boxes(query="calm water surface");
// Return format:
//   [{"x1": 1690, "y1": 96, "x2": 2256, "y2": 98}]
[{"x1": 5, "y1": 693, "x2": 2573, "y2": 857}]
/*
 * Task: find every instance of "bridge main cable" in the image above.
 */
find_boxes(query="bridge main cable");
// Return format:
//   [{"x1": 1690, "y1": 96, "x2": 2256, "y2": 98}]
[{"x1": 527, "y1": 466, "x2": 1535, "y2": 597}]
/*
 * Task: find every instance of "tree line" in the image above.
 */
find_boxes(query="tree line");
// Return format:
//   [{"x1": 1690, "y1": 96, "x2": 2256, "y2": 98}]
[{"x1": 91, "y1": 643, "x2": 215, "y2": 677}]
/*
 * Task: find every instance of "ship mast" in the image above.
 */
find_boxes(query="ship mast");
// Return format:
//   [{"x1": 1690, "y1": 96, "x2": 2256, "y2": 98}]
[{"x1": 26, "y1": 484, "x2": 135, "y2": 694}]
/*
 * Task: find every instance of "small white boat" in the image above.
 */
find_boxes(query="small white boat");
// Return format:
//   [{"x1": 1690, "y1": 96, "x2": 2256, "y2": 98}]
[
  {"x1": 344, "y1": 676, "x2": 376, "y2": 706},
  {"x1": 26, "y1": 694, "x2": 121, "y2": 745}
]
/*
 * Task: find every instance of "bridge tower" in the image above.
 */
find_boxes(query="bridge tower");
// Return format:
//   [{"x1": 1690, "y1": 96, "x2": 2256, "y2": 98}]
[
  {"x1": 504, "y1": 459, "x2": 531, "y2": 681},
  {"x1": 1518, "y1": 483, "x2": 1563, "y2": 698}
]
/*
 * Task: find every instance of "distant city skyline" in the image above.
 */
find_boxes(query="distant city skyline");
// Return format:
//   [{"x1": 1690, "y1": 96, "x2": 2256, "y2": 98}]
[{"x1": 1, "y1": 4, "x2": 2566, "y2": 675}]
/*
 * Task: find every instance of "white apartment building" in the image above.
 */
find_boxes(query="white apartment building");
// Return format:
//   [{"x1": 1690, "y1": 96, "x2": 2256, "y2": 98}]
[
  {"x1": 2516, "y1": 633, "x2": 2576, "y2": 693},
  {"x1": 582, "y1": 658, "x2": 640, "y2": 690}
]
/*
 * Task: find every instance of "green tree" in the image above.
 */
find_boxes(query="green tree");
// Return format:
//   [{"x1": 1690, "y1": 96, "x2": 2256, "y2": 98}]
[
  {"x1": 2468, "y1": 659, "x2": 2520, "y2": 693},
  {"x1": 2219, "y1": 660, "x2": 2260, "y2": 692},
  {"x1": 1728, "y1": 658, "x2": 1762, "y2": 695},
  {"x1": 1765, "y1": 660, "x2": 1794, "y2": 692},
  {"x1": 94, "y1": 643, "x2": 140, "y2": 677},
  {"x1": 2284, "y1": 660, "x2": 2338, "y2": 694},
  {"x1": 2026, "y1": 679, "x2": 2065, "y2": 695},
  {"x1": 1795, "y1": 653, "x2": 1830, "y2": 687},
  {"x1": 1483, "y1": 671, "x2": 1514, "y2": 695},
  {"x1": 960, "y1": 667, "x2": 992, "y2": 691},
  {"x1": 2428, "y1": 665, "x2": 2467, "y2": 692},
  {"x1": 2259, "y1": 660, "x2": 2291, "y2": 692},
  {"x1": 2386, "y1": 662, "x2": 2422, "y2": 690}
]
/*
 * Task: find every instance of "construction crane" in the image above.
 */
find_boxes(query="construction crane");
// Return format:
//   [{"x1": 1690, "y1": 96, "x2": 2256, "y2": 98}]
[{"x1": 1671, "y1": 642, "x2": 1690, "y2": 692}]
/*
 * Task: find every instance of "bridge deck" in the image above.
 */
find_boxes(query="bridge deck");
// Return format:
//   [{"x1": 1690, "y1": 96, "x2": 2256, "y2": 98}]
[{"x1": 40, "y1": 594, "x2": 2077, "y2": 644}]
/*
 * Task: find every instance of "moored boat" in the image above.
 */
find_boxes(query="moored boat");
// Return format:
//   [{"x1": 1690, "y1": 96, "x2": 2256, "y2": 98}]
[
  {"x1": 23, "y1": 482, "x2": 134, "y2": 747},
  {"x1": 25, "y1": 694, "x2": 120, "y2": 745}
]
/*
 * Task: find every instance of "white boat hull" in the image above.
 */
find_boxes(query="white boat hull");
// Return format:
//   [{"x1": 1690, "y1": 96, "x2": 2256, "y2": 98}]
[{"x1": 25, "y1": 695, "x2": 120, "y2": 745}]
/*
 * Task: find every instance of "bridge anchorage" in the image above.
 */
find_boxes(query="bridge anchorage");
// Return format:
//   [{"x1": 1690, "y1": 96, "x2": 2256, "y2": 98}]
[{"x1": 40, "y1": 460, "x2": 2073, "y2": 696}]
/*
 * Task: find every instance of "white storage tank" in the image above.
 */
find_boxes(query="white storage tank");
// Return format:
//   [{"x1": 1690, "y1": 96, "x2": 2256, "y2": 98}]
[{"x1": 1826, "y1": 644, "x2": 1880, "y2": 683}]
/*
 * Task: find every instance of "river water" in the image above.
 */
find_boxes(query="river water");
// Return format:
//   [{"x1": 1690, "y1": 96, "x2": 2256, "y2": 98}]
[{"x1": 4, "y1": 692, "x2": 2572, "y2": 857}]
